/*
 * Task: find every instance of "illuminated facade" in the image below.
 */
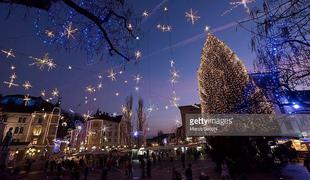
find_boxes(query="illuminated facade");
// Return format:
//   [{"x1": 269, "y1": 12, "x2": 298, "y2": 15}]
[
  {"x1": 0, "y1": 95, "x2": 62, "y2": 159},
  {"x1": 84, "y1": 110, "x2": 130, "y2": 150}
]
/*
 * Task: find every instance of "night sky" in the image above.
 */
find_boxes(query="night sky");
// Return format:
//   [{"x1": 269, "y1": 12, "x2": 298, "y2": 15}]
[{"x1": 0, "y1": 0, "x2": 261, "y2": 136}]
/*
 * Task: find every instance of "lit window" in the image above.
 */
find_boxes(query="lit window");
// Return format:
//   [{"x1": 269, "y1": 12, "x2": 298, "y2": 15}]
[
  {"x1": 14, "y1": 127, "x2": 19, "y2": 134},
  {"x1": 32, "y1": 138, "x2": 38, "y2": 145},
  {"x1": 19, "y1": 127, "x2": 24, "y2": 134}
]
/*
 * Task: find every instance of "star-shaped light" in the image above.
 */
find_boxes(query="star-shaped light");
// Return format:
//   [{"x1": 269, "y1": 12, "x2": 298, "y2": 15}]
[
  {"x1": 223, "y1": 0, "x2": 255, "y2": 15},
  {"x1": 107, "y1": 69, "x2": 117, "y2": 81},
  {"x1": 1, "y1": 49, "x2": 15, "y2": 58},
  {"x1": 22, "y1": 81, "x2": 32, "y2": 90},
  {"x1": 134, "y1": 50, "x2": 142, "y2": 60},
  {"x1": 142, "y1": 10, "x2": 149, "y2": 17},
  {"x1": 64, "y1": 22, "x2": 78, "y2": 39},
  {"x1": 83, "y1": 110, "x2": 93, "y2": 120},
  {"x1": 133, "y1": 74, "x2": 142, "y2": 84},
  {"x1": 23, "y1": 94, "x2": 31, "y2": 106},
  {"x1": 68, "y1": 65, "x2": 72, "y2": 70},
  {"x1": 29, "y1": 53, "x2": 56, "y2": 71},
  {"x1": 85, "y1": 85, "x2": 96, "y2": 94},
  {"x1": 185, "y1": 8, "x2": 200, "y2": 24},
  {"x1": 3, "y1": 73, "x2": 18, "y2": 88},
  {"x1": 51, "y1": 88, "x2": 59, "y2": 97},
  {"x1": 10, "y1": 65, "x2": 16, "y2": 70},
  {"x1": 45, "y1": 30, "x2": 55, "y2": 38},
  {"x1": 40, "y1": 90, "x2": 46, "y2": 97}
]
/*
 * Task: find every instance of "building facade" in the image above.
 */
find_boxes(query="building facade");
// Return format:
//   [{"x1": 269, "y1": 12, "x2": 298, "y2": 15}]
[
  {"x1": 83, "y1": 110, "x2": 131, "y2": 150},
  {"x1": 0, "y1": 95, "x2": 63, "y2": 159}
]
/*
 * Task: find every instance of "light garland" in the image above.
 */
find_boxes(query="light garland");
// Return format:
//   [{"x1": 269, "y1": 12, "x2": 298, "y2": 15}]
[{"x1": 134, "y1": 50, "x2": 142, "y2": 60}]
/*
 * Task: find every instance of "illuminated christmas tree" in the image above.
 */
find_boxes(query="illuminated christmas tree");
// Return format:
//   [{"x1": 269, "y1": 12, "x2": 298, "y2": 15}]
[
  {"x1": 198, "y1": 33, "x2": 274, "y2": 114},
  {"x1": 198, "y1": 33, "x2": 275, "y2": 171}
]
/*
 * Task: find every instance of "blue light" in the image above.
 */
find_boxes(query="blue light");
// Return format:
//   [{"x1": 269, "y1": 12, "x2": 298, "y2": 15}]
[
  {"x1": 293, "y1": 104, "x2": 301, "y2": 109},
  {"x1": 134, "y1": 131, "x2": 138, "y2": 137}
]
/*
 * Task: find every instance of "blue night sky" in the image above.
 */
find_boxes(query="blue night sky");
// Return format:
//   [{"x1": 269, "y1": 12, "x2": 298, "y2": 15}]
[{"x1": 0, "y1": 0, "x2": 261, "y2": 135}]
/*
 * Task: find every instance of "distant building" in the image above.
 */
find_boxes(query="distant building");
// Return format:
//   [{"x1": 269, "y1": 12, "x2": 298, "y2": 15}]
[
  {"x1": 0, "y1": 95, "x2": 66, "y2": 160},
  {"x1": 83, "y1": 110, "x2": 131, "y2": 150},
  {"x1": 178, "y1": 104, "x2": 201, "y2": 141}
]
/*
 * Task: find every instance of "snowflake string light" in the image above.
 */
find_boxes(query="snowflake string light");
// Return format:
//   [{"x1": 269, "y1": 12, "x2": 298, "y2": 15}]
[
  {"x1": 133, "y1": 74, "x2": 142, "y2": 84},
  {"x1": 222, "y1": 0, "x2": 255, "y2": 15},
  {"x1": 64, "y1": 22, "x2": 78, "y2": 39},
  {"x1": 22, "y1": 81, "x2": 32, "y2": 90},
  {"x1": 40, "y1": 90, "x2": 46, "y2": 97},
  {"x1": 170, "y1": 69, "x2": 179, "y2": 84},
  {"x1": 85, "y1": 85, "x2": 96, "y2": 94},
  {"x1": 164, "y1": 7, "x2": 168, "y2": 11},
  {"x1": 3, "y1": 73, "x2": 18, "y2": 88},
  {"x1": 142, "y1": 10, "x2": 149, "y2": 17},
  {"x1": 134, "y1": 86, "x2": 140, "y2": 91},
  {"x1": 115, "y1": 92, "x2": 120, "y2": 96},
  {"x1": 10, "y1": 65, "x2": 16, "y2": 70},
  {"x1": 23, "y1": 94, "x2": 31, "y2": 106},
  {"x1": 68, "y1": 65, "x2": 72, "y2": 70},
  {"x1": 29, "y1": 53, "x2": 56, "y2": 71},
  {"x1": 45, "y1": 30, "x2": 55, "y2": 38},
  {"x1": 185, "y1": 9, "x2": 200, "y2": 24},
  {"x1": 97, "y1": 82, "x2": 103, "y2": 90},
  {"x1": 107, "y1": 69, "x2": 117, "y2": 81},
  {"x1": 1, "y1": 49, "x2": 15, "y2": 58},
  {"x1": 51, "y1": 88, "x2": 59, "y2": 97},
  {"x1": 165, "y1": 105, "x2": 169, "y2": 110},
  {"x1": 170, "y1": 95, "x2": 180, "y2": 107},
  {"x1": 204, "y1": 25, "x2": 210, "y2": 32},
  {"x1": 170, "y1": 60, "x2": 175, "y2": 67},
  {"x1": 134, "y1": 50, "x2": 142, "y2": 60}
]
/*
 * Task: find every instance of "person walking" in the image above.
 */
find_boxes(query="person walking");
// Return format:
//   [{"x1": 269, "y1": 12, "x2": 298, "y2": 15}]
[{"x1": 185, "y1": 163, "x2": 193, "y2": 180}]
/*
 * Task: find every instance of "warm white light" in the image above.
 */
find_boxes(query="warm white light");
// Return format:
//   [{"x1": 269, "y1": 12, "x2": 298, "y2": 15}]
[{"x1": 185, "y1": 8, "x2": 200, "y2": 24}]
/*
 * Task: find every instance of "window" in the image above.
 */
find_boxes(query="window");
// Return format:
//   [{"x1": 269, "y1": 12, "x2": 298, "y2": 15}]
[
  {"x1": 38, "y1": 117, "x2": 43, "y2": 123},
  {"x1": 14, "y1": 127, "x2": 19, "y2": 134},
  {"x1": 114, "y1": 132, "x2": 118, "y2": 136},
  {"x1": 32, "y1": 138, "x2": 38, "y2": 145},
  {"x1": 19, "y1": 127, "x2": 24, "y2": 134},
  {"x1": 18, "y1": 117, "x2": 22, "y2": 123},
  {"x1": 22, "y1": 117, "x2": 26, "y2": 123},
  {"x1": 108, "y1": 132, "x2": 112, "y2": 136}
]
